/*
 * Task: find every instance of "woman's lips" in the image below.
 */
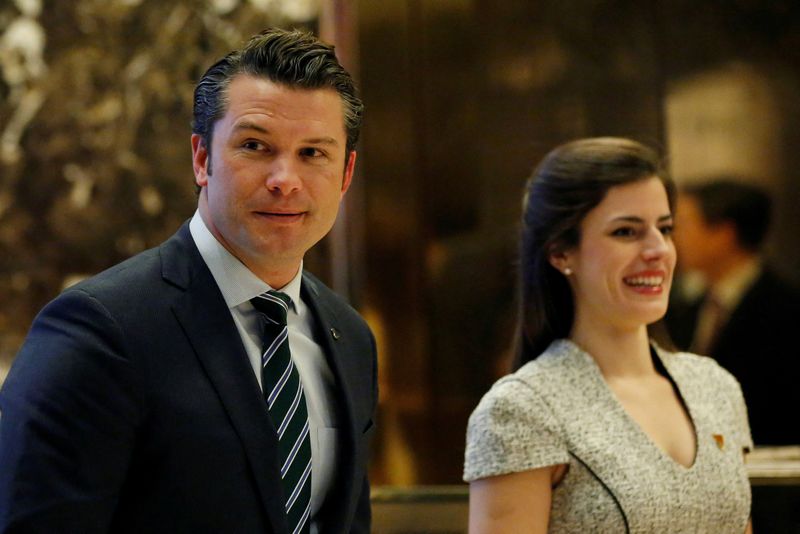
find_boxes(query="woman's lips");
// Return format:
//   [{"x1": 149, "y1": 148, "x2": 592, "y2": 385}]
[{"x1": 623, "y1": 271, "x2": 666, "y2": 294}]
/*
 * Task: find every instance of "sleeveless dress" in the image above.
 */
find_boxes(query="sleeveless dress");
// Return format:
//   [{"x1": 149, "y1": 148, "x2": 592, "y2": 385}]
[{"x1": 464, "y1": 339, "x2": 752, "y2": 533}]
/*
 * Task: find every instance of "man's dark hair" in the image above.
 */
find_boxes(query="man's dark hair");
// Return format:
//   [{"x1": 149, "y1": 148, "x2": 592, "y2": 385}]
[
  {"x1": 683, "y1": 179, "x2": 772, "y2": 251},
  {"x1": 192, "y1": 28, "x2": 364, "y2": 164}
]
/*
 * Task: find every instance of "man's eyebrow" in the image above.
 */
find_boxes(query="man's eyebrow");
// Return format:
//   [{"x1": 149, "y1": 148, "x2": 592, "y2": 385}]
[
  {"x1": 233, "y1": 121, "x2": 269, "y2": 134},
  {"x1": 231, "y1": 123, "x2": 339, "y2": 147},
  {"x1": 610, "y1": 214, "x2": 673, "y2": 223},
  {"x1": 302, "y1": 136, "x2": 339, "y2": 146}
]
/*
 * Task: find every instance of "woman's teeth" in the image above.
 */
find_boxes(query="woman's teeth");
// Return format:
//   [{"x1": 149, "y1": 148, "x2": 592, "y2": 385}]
[{"x1": 624, "y1": 276, "x2": 663, "y2": 287}]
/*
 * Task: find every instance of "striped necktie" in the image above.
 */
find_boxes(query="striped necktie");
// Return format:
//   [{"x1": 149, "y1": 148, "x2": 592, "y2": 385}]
[{"x1": 251, "y1": 291, "x2": 312, "y2": 534}]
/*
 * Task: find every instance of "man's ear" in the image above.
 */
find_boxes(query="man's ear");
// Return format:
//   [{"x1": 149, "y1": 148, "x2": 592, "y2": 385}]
[
  {"x1": 191, "y1": 134, "x2": 210, "y2": 188},
  {"x1": 340, "y1": 150, "x2": 357, "y2": 197}
]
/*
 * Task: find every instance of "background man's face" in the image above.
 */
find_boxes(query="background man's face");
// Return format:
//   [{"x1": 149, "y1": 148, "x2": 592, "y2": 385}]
[
  {"x1": 192, "y1": 75, "x2": 355, "y2": 281},
  {"x1": 674, "y1": 193, "x2": 723, "y2": 274}
]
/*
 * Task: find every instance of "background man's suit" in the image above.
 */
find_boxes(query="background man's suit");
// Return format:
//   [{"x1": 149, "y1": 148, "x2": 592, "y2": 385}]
[
  {"x1": 665, "y1": 268, "x2": 800, "y2": 445},
  {"x1": 0, "y1": 223, "x2": 377, "y2": 533}
]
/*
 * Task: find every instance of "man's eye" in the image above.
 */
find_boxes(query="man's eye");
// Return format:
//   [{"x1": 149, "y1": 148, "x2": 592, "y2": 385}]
[
  {"x1": 242, "y1": 141, "x2": 264, "y2": 150},
  {"x1": 299, "y1": 147, "x2": 324, "y2": 158}
]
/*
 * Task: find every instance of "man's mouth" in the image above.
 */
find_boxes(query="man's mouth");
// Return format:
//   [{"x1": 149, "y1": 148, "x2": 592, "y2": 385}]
[{"x1": 254, "y1": 210, "x2": 305, "y2": 221}]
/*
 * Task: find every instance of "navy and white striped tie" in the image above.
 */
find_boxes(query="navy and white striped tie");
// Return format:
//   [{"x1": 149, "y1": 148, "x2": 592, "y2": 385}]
[{"x1": 251, "y1": 291, "x2": 312, "y2": 534}]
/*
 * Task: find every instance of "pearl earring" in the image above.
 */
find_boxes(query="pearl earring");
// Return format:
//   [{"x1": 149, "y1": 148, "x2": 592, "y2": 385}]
[{"x1": 563, "y1": 268, "x2": 573, "y2": 276}]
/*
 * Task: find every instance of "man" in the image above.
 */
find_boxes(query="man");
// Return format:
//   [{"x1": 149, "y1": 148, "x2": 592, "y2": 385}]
[
  {"x1": 665, "y1": 179, "x2": 800, "y2": 445},
  {"x1": 0, "y1": 28, "x2": 377, "y2": 533}
]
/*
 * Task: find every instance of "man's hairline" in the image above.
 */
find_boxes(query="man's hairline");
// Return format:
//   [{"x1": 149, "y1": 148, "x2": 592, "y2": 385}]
[{"x1": 200, "y1": 73, "x2": 353, "y2": 161}]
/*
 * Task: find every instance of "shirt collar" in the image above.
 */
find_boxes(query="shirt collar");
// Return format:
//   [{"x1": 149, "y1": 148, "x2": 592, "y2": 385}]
[
  {"x1": 709, "y1": 257, "x2": 761, "y2": 311},
  {"x1": 189, "y1": 210, "x2": 303, "y2": 312}
]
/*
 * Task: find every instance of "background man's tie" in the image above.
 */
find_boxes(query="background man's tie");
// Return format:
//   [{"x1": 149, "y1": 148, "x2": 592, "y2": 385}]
[
  {"x1": 251, "y1": 291, "x2": 312, "y2": 534},
  {"x1": 691, "y1": 291, "x2": 726, "y2": 356}
]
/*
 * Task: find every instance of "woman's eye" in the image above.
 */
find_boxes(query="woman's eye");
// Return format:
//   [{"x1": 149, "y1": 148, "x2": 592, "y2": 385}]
[
  {"x1": 660, "y1": 225, "x2": 674, "y2": 236},
  {"x1": 611, "y1": 227, "x2": 636, "y2": 237}
]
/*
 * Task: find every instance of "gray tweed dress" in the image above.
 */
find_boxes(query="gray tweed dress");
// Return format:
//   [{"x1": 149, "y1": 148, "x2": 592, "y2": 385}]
[{"x1": 464, "y1": 339, "x2": 752, "y2": 533}]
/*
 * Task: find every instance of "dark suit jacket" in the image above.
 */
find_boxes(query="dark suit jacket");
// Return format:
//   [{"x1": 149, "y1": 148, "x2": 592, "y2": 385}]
[
  {"x1": 665, "y1": 268, "x2": 800, "y2": 445},
  {"x1": 0, "y1": 223, "x2": 377, "y2": 533}
]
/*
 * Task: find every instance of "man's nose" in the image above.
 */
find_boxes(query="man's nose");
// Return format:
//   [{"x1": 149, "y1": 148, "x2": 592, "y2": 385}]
[{"x1": 265, "y1": 157, "x2": 303, "y2": 195}]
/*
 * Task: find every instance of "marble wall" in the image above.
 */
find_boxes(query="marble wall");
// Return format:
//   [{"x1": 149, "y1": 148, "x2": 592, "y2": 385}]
[{"x1": 0, "y1": 0, "x2": 320, "y2": 377}]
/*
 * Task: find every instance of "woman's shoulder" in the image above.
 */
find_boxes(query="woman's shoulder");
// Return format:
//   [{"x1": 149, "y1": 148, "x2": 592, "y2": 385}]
[
  {"x1": 514, "y1": 338, "x2": 592, "y2": 382},
  {"x1": 464, "y1": 344, "x2": 573, "y2": 481},
  {"x1": 470, "y1": 370, "x2": 549, "y2": 426},
  {"x1": 655, "y1": 344, "x2": 742, "y2": 395},
  {"x1": 468, "y1": 340, "x2": 588, "y2": 433}
]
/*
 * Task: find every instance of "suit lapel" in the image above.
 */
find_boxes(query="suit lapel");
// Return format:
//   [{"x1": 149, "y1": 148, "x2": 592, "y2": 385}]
[
  {"x1": 300, "y1": 274, "x2": 362, "y2": 531},
  {"x1": 710, "y1": 270, "x2": 766, "y2": 358},
  {"x1": 160, "y1": 224, "x2": 289, "y2": 534}
]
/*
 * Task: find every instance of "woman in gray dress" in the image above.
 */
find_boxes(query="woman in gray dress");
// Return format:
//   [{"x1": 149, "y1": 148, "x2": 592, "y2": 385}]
[{"x1": 464, "y1": 138, "x2": 752, "y2": 533}]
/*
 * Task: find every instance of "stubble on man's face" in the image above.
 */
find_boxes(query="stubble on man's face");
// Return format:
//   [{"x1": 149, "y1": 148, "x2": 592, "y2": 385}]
[{"x1": 193, "y1": 75, "x2": 353, "y2": 287}]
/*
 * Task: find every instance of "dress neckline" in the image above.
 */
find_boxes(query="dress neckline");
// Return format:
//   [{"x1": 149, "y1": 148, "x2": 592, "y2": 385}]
[{"x1": 557, "y1": 339, "x2": 702, "y2": 472}]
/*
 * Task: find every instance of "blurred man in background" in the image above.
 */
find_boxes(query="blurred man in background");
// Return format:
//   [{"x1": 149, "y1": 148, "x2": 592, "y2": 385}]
[{"x1": 665, "y1": 179, "x2": 800, "y2": 445}]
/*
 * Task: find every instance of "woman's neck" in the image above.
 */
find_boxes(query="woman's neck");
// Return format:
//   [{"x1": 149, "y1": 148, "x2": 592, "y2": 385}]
[{"x1": 569, "y1": 322, "x2": 655, "y2": 379}]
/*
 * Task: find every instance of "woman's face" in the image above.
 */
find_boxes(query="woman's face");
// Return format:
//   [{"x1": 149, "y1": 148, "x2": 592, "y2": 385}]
[{"x1": 554, "y1": 176, "x2": 676, "y2": 333}]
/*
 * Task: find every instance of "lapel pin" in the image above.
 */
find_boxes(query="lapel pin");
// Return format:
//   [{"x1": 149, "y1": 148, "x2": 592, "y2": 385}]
[
  {"x1": 330, "y1": 327, "x2": 341, "y2": 341},
  {"x1": 712, "y1": 433, "x2": 725, "y2": 450}
]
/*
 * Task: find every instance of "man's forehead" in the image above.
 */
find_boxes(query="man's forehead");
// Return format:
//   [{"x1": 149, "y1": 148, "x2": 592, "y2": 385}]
[
  {"x1": 225, "y1": 74, "x2": 340, "y2": 104},
  {"x1": 219, "y1": 75, "x2": 345, "y2": 126}
]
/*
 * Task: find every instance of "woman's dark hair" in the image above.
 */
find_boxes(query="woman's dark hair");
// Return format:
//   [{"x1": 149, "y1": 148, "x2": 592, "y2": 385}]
[{"x1": 514, "y1": 137, "x2": 675, "y2": 369}]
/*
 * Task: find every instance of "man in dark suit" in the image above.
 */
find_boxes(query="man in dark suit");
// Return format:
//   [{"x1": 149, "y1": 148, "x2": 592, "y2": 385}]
[
  {"x1": 665, "y1": 179, "x2": 800, "y2": 445},
  {"x1": 0, "y1": 28, "x2": 377, "y2": 533}
]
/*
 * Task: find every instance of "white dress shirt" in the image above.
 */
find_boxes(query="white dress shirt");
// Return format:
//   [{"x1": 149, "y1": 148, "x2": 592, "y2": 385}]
[{"x1": 189, "y1": 212, "x2": 339, "y2": 531}]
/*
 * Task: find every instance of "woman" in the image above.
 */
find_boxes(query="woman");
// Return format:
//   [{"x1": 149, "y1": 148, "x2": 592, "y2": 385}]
[{"x1": 464, "y1": 138, "x2": 752, "y2": 533}]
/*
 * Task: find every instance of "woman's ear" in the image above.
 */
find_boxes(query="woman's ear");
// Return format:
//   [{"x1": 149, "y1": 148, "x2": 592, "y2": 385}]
[{"x1": 548, "y1": 246, "x2": 573, "y2": 276}]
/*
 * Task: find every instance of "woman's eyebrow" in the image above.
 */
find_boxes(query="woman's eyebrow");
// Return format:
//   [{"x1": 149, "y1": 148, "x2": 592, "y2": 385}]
[{"x1": 610, "y1": 214, "x2": 673, "y2": 223}]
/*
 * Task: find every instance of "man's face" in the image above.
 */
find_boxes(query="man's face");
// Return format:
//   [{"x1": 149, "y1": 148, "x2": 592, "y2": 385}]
[
  {"x1": 192, "y1": 75, "x2": 355, "y2": 285},
  {"x1": 674, "y1": 194, "x2": 723, "y2": 274}
]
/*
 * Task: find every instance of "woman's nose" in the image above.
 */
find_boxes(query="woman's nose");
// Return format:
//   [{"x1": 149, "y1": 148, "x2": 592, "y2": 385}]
[{"x1": 642, "y1": 227, "x2": 670, "y2": 260}]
